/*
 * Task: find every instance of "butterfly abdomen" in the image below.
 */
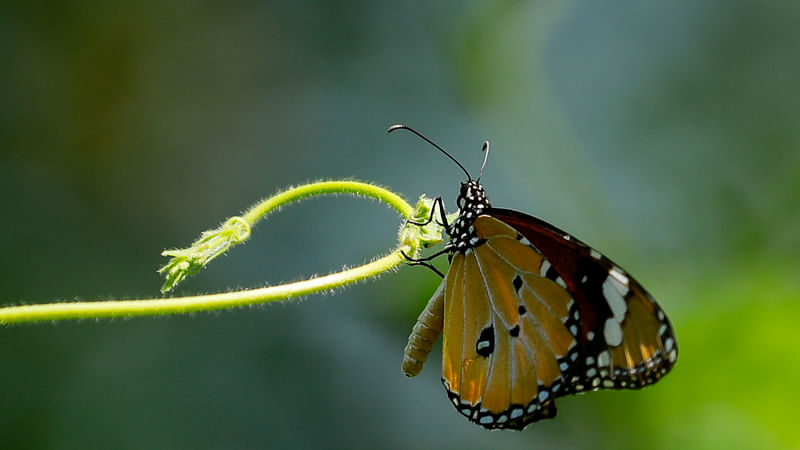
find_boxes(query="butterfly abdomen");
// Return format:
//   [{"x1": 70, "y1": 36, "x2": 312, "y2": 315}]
[{"x1": 402, "y1": 282, "x2": 445, "y2": 377}]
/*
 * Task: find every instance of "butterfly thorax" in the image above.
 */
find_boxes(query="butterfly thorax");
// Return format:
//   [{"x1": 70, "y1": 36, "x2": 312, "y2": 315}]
[{"x1": 448, "y1": 180, "x2": 492, "y2": 253}]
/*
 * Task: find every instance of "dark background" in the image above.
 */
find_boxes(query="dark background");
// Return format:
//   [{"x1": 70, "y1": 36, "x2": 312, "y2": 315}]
[{"x1": 2, "y1": 1, "x2": 798, "y2": 448}]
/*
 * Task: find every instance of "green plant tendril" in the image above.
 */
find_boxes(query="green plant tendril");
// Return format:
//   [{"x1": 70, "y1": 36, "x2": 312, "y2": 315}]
[{"x1": 0, "y1": 181, "x2": 447, "y2": 325}]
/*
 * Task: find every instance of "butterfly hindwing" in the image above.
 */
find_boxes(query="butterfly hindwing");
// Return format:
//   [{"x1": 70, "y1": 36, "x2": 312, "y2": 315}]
[{"x1": 441, "y1": 216, "x2": 579, "y2": 429}]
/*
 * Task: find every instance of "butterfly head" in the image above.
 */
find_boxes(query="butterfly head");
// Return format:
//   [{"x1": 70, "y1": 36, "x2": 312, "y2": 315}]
[
  {"x1": 386, "y1": 124, "x2": 494, "y2": 252},
  {"x1": 449, "y1": 180, "x2": 492, "y2": 252},
  {"x1": 455, "y1": 139, "x2": 491, "y2": 214},
  {"x1": 457, "y1": 180, "x2": 491, "y2": 213}
]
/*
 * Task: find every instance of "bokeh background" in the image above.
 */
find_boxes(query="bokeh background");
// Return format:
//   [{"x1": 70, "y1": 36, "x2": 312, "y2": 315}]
[{"x1": 2, "y1": 1, "x2": 799, "y2": 449}]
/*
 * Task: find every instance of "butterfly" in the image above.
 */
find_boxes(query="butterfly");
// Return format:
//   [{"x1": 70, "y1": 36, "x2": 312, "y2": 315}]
[{"x1": 390, "y1": 124, "x2": 678, "y2": 430}]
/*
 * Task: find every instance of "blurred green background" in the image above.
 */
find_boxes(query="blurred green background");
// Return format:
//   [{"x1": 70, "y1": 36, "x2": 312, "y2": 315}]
[{"x1": 2, "y1": 1, "x2": 799, "y2": 449}]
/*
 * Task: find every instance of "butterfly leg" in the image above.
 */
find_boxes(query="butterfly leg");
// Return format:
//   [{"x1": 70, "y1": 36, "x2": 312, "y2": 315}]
[
  {"x1": 400, "y1": 250, "x2": 447, "y2": 278},
  {"x1": 407, "y1": 197, "x2": 449, "y2": 229},
  {"x1": 403, "y1": 197, "x2": 452, "y2": 277}
]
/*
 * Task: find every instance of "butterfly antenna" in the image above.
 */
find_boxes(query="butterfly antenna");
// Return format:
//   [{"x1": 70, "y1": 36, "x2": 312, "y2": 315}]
[
  {"x1": 477, "y1": 141, "x2": 490, "y2": 181},
  {"x1": 388, "y1": 124, "x2": 472, "y2": 180}
]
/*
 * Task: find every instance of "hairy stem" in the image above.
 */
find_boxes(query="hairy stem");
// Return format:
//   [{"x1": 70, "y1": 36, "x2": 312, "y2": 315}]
[
  {"x1": 0, "y1": 251, "x2": 405, "y2": 324},
  {"x1": 0, "y1": 181, "x2": 442, "y2": 325}
]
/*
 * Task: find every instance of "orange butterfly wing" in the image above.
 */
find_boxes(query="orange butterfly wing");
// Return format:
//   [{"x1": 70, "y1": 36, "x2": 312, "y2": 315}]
[
  {"x1": 487, "y1": 209, "x2": 677, "y2": 392},
  {"x1": 440, "y1": 212, "x2": 677, "y2": 430},
  {"x1": 441, "y1": 216, "x2": 578, "y2": 429}
]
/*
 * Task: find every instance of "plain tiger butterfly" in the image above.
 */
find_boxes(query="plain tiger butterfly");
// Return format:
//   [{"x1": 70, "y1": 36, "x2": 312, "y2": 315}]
[{"x1": 391, "y1": 124, "x2": 678, "y2": 430}]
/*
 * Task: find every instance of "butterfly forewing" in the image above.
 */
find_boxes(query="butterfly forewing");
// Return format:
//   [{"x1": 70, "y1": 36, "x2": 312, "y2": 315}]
[{"x1": 485, "y1": 208, "x2": 678, "y2": 393}]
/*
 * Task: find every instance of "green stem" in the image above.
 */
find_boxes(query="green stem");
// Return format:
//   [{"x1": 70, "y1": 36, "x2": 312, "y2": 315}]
[
  {"x1": 158, "y1": 180, "x2": 415, "y2": 293},
  {"x1": 242, "y1": 180, "x2": 414, "y2": 224},
  {"x1": 0, "y1": 251, "x2": 405, "y2": 324},
  {"x1": 0, "y1": 180, "x2": 442, "y2": 325}
]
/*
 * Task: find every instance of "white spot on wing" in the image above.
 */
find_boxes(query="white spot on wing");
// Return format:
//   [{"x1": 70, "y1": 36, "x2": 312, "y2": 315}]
[
  {"x1": 540, "y1": 260, "x2": 551, "y2": 277},
  {"x1": 604, "y1": 318, "x2": 623, "y2": 347},
  {"x1": 609, "y1": 267, "x2": 629, "y2": 286},
  {"x1": 590, "y1": 249, "x2": 602, "y2": 260},
  {"x1": 668, "y1": 349, "x2": 677, "y2": 363},
  {"x1": 597, "y1": 350, "x2": 610, "y2": 367},
  {"x1": 603, "y1": 276, "x2": 628, "y2": 321},
  {"x1": 665, "y1": 337, "x2": 674, "y2": 352}
]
